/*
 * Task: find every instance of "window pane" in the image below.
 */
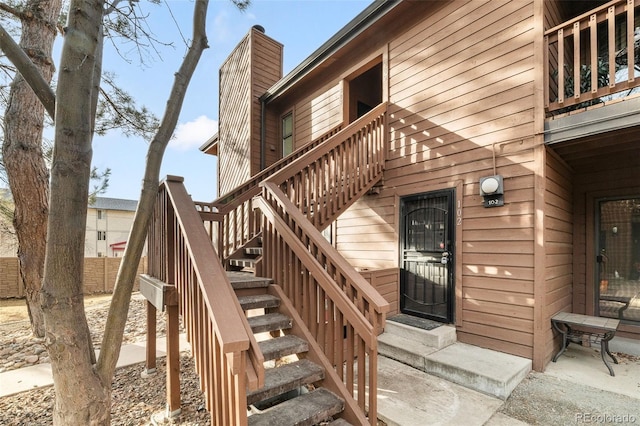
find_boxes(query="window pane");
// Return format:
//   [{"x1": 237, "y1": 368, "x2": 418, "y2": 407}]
[{"x1": 283, "y1": 136, "x2": 293, "y2": 156}]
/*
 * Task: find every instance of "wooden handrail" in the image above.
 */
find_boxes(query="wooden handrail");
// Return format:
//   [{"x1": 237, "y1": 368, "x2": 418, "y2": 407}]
[
  {"x1": 264, "y1": 103, "x2": 387, "y2": 231},
  {"x1": 260, "y1": 182, "x2": 389, "y2": 330},
  {"x1": 545, "y1": 0, "x2": 640, "y2": 114},
  {"x1": 254, "y1": 105, "x2": 389, "y2": 423},
  {"x1": 256, "y1": 191, "x2": 381, "y2": 342},
  {"x1": 148, "y1": 176, "x2": 265, "y2": 424}
]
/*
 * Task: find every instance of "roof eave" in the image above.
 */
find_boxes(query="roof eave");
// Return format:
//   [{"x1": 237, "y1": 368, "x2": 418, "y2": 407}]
[{"x1": 259, "y1": 0, "x2": 402, "y2": 104}]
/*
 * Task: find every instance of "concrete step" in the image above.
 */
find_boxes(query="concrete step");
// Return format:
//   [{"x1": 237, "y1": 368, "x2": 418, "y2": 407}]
[
  {"x1": 248, "y1": 388, "x2": 344, "y2": 426},
  {"x1": 384, "y1": 319, "x2": 457, "y2": 350},
  {"x1": 422, "y1": 342, "x2": 532, "y2": 400},
  {"x1": 228, "y1": 272, "x2": 271, "y2": 290},
  {"x1": 229, "y1": 258, "x2": 258, "y2": 268},
  {"x1": 238, "y1": 294, "x2": 280, "y2": 311},
  {"x1": 259, "y1": 335, "x2": 308, "y2": 362},
  {"x1": 246, "y1": 359, "x2": 324, "y2": 406},
  {"x1": 248, "y1": 313, "x2": 292, "y2": 334},
  {"x1": 378, "y1": 332, "x2": 440, "y2": 369}
]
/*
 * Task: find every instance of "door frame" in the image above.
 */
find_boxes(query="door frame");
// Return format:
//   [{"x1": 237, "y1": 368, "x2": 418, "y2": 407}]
[{"x1": 395, "y1": 181, "x2": 463, "y2": 325}]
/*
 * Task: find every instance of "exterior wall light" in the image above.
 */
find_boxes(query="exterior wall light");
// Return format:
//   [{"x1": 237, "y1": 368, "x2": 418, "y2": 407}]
[{"x1": 479, "y1": 175, "x2": 504, "y2": 207}]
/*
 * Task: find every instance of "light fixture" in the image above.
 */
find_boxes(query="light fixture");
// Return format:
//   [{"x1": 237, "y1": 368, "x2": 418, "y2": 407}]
[
  {"x1": 479, "y1": 175, "x2": 504, "y2": 207},
  {"x1": 479, "y1": 175, "x2": 503, "y2": 196},
  {"x1": 612, "y1": 226, "x2": 618, "y2": 235}
]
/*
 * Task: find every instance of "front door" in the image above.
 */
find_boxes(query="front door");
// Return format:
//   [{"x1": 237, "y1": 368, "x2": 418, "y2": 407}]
[{"x1": 400, "y1": 190, "x2": 455, "y2": 322}]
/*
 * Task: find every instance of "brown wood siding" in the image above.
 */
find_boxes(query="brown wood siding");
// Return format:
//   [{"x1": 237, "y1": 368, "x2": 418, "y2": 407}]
[
  {"x1": 251, "y1": 31, "x2": 283, "y2": 174},
  {"x1": 293, "y1": 83, "x2": 343, "y2": 149},
  {"x1": 381, "y1": 0, "x2": 538, "y2": 359},
  {"x1": 542, "y1": 148, "x2": 573, "y2": 366},
  {"x1": 219, "y1": 33, "x2": 252, "y2": 197},
  {"x1": 360, "y1": 268, "x2": 399, "y2": 316},
  {"x1": 218, "y1": 29, "x2": 282, "y2": 196}
]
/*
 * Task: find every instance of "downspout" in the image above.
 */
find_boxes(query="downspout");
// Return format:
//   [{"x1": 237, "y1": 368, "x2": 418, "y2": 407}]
[{"x1": 260, "y1": 98, "x2": 266, "y2": 170}]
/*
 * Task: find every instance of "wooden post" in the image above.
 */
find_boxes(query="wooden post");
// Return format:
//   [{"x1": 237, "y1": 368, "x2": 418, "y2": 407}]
[
  {"x1": 144, "y1": 301, "x2": 157, "y2": 374},
  {"x1": 166, "y1": 301, "x2": 181, "y2": 417}
]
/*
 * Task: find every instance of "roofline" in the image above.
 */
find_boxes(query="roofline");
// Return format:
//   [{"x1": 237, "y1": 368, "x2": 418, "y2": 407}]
[
  {"x1": 259, "y1": 0, "x2": 402, "y2": 104},
  {"x1": 199, "y1": 132, "x2": 219, "y2": 153}
]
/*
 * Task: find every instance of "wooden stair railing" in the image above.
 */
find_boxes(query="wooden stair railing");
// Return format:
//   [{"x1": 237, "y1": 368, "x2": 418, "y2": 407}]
[
  {"x1": 264, "y1": 102, "x2": 387, "y2": 231},
  {"x1": 194, "y1": 124, "x2": 342, "y2": 264},
  {"x1": 148, "y1": 176, "x2": 264, "y2": 425},
  {"x1": 253, "y1": 103, "x2": 389, "y2": 424},
  {"x1": 256, "y1": 186, "x2": 389, "y2": 425}
]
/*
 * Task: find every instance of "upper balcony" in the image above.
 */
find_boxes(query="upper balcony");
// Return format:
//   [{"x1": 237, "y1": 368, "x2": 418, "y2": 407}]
[
  {"x1": 545, "y1": 0, "x2": 640, "y2": 115},
  {"x1": 544, "y1": 0, "x2": 640, "y2": 144}
]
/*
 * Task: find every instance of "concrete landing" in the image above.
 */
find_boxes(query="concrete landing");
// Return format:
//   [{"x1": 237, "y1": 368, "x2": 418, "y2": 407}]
[
  {"x1": 379, "y1": 320, "x2": 531, "y2": 400},
  {"x1": 376, "y1": 356, "x2": 503, "y2": 426},
  {"x1": 424, "y1": 342, "x2": 532, "y2": 400}
]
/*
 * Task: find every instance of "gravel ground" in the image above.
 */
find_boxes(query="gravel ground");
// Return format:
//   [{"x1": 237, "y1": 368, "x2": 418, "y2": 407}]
[
  {"x1": 0, "y1": 293, "x2": 210, "y2": 425},
  {"x1": 499, "y1": 370, "x2": 640, "y2": 425}
]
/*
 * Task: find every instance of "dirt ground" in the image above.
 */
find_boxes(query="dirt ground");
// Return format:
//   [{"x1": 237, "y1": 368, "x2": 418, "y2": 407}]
[{"x1": 0, "y1": 294, "x2": 113, "y2": 323}]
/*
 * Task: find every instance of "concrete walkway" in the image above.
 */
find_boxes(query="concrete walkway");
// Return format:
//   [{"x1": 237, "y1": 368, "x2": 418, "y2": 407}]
[
  {"x1": 1, "y1": 335, "x2": 639, "y2": 425},
  {"x1": 0, "y1": 335, "x2": 189, "y2": 398}
]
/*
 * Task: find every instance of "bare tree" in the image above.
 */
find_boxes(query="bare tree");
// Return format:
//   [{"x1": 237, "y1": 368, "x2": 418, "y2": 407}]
[
  {"x1": 1, "y1": 0, "x2": 249, "y2": 421},
  {"x1": 0, "y1": 0, "x2": 157, "y2": 337}
]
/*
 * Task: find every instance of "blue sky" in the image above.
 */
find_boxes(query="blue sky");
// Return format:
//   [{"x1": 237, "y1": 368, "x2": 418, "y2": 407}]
[{"x1": 91, "y1": 0, "x2": 371, "y2": 202}]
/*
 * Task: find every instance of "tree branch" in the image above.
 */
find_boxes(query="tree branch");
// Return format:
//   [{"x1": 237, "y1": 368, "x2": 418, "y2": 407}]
[
  {"x1": 96, "y1": 0, "x2": 210, "y2": 383},
  {"x1": 0, "y1": 24, "x2": 55, "y2": 119}
]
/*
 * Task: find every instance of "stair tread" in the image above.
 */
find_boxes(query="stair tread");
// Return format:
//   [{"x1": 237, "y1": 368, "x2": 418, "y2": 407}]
[
  {"x1": 259, "y1": 335, "x2": 308, "y2": 361},
  {"x1": 238, "y1": 294, "x2": 280, "y2": 310},
  {"x1": 229, "y1": 258, "x2": 258, "y2": 266},
  {"x1": 227, "y1": 272, "x2": 271, "y2": 289},
  {"x1": 246, "y1": 359, "x2": 324, "y2": 406},
  {"x1": 248, "y1": 313, "x2": 292, "y2": 334},
  {"x1": 248, "y1": 388, "x2": 344, "y2": 426}
]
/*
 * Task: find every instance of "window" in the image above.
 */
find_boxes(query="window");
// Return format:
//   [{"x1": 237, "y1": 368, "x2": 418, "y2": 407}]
[
  {"x1": 97, "y1": 252, "x2": 104, "y2": 258},
  {"x1": 97, "y1": 209, "x2": 104, "y2": 220},
  {"x1": 97, "y1": 231, "x2": 106, "y2": 241},
  {"x1": 282, "y1": 112, "x2": 293, "y2": 157}
]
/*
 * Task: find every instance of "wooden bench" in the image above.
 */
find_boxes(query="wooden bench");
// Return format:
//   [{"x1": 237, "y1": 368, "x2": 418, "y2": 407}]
[{"x1": 551, "y1": 312, "x2": 620, "y2": 376}]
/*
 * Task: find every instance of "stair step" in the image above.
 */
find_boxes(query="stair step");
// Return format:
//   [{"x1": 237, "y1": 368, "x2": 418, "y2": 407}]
[
  {"x1": 238, "y1": 294, "x2": 280, "y2": 311},
  {"x1": 248, "y1": 313, "x2": 292, "y2": 334},
  {"x1": 227, "y1": 272, "x2": 271, "y2": 290},
  {"x1": 246, "y1": 359, "x2": 324, "y2": 406},
  {"x1": 259, "y1": 335, "x2": 308, "y2": 361},
  {"x1": 229, "y1": 258, "x2": 257, "y2": 268},
  {"x1": 248, "y1": 388, "x2": 344, "y2": 426},
  {"x1": 384, "y1": 317, "x2": 456, "y2": 349},
  {"x1": 422, "y1": 342, "x2": 531, "y2": 400},
  {"x1": 378, "y1": 332, "x2": 440, "y2": 369}
]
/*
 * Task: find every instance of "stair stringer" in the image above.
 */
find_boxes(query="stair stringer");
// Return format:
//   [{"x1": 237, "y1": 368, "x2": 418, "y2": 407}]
[{"x1": 267, "y1": 284, "x2": 368, "y2": 425}]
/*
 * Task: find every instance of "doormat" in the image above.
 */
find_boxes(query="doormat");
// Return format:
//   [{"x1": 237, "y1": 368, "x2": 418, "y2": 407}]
[{"x1": 388, "y1": 313, "x2": 441, "y2": 331}]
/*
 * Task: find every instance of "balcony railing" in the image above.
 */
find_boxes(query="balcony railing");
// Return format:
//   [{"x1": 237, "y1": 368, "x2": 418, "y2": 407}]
[{"x1": 545, "y1": 0, "x2": 640, "y2": 114}]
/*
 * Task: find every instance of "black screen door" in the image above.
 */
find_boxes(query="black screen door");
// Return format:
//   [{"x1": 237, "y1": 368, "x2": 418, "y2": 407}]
[{"x1": 400, "y1": 190, "x2": 455, "y2": 322}]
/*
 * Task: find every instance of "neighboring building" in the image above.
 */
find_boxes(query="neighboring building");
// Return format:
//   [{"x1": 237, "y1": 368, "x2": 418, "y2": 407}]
[
  {"x1": 204, "y1": 0, "x2": 640, "y2": 374},
  {"x1": 86, "y1": 197, "x2": 140, "y2": 257},
  {"x1": 0, "y1": 195, "x2": 140, "y2": 258}
]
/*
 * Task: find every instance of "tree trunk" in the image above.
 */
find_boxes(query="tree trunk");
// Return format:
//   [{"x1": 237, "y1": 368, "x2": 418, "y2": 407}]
[
  {"x1": 97, "y1": 0, "x2": 210, "y2": 383},
  {"x1": 2, "y1": 0, "x2": 62, "y2": 338},
  {"x1": 41, "y1": 0, "x2": 109, "y2": 423}
]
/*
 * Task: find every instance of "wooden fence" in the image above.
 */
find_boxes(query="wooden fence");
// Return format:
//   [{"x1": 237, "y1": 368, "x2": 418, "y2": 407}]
[{"x1": 0, "y1": 257, "x2": 147, "y2": 298}]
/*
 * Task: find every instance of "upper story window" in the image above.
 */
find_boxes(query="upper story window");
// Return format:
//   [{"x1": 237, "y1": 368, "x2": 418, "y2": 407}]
[
  {"x1": 97, "y1": 209, "x2": 104, "y2": 220},
  {"x1": 97, "y1": 231, "x2": 106, "y2": 241},
  {"x1": 282, "y1": 112, "x2": 293, "y2": 156}
]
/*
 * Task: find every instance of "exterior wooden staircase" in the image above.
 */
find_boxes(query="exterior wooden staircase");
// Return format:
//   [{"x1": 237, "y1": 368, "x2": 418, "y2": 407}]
[
  {"x1": 146, "y1": 104, "x2": 390, "y2": 425},
  {"x1": 231, "y1": 273, "x2": 350, "y2": 425}
]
